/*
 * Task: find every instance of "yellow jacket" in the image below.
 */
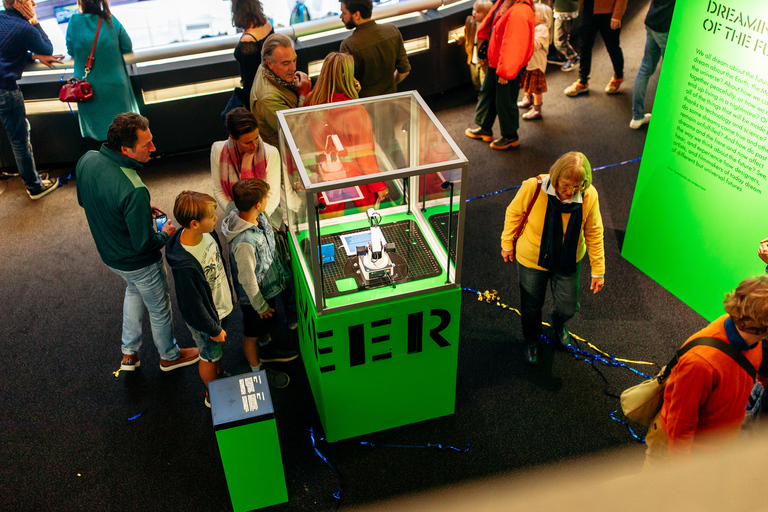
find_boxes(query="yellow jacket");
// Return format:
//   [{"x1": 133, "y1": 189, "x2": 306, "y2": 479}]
[{"x1": 501, "y1": 175, "x2": 605, "y2": 274}]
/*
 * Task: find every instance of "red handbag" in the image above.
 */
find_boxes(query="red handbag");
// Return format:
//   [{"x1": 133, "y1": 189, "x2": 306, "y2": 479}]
[{"x1": 59, "y1": 17, "x2": 101, "y2": 103}]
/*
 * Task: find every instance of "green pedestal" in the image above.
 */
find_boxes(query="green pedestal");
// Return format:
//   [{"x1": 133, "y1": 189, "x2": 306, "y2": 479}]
[
  {"x1": 292, "y1": 246, "x2": 460, "y2": 441},
  {"x1": 210, "y1": 371, "x2": 288, "y2": 511}
]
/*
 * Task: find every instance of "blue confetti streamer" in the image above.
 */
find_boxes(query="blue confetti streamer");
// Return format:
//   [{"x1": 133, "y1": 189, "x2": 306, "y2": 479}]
[
  {"x1": 322, "y1": 437, "x2": 470, "y2": 453},
  {"x1": 592, "y1": 157, "x2": 642, "y2": 171},
  {"x1": 309, "y1": 426, "x2": 342, "y2": 511},
  {"x1": 463, "y1": 287, "x2": 655, "y2": 443},
  {"x1": 609, "y1": 410, "x2": 645, "y2": 443},
  {"x1": 465, "y1": 185, "x2": 521, "y2": 203},
  {"x1": 464, "y1": 157, "x2": 642, "y2": 203}
]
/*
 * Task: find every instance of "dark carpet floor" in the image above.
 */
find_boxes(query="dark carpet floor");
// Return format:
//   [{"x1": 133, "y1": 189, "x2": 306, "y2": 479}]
[{"x1": 0, "y1": 1, "x2": 706, "y2": 510}]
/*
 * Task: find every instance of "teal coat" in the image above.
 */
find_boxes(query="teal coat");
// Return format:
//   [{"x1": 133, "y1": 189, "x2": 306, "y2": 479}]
[{"x1": 66, "y1": 13, "x2": 139, "y2": 141}]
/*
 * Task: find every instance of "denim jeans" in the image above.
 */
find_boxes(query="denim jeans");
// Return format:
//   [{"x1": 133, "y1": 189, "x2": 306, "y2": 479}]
[
  {"x1": 107, "y1": 260, "x2": 180, "y2": 360},
  {"x1": 517, "y1": 260, "x2": 582, "y2": 345},
  {"x1": 632, "y1": 26, "x2": 668, "y2": 121},
  {"x1": 0, "y1": 88, "x2": 42, "y2": 191},
  {"x1": 474, "y1": 66, "x2": 522, "y2": 139}
]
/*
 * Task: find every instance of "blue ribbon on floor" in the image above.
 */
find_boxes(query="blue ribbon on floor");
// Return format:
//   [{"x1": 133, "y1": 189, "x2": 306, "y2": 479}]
[
  {"x1": 566, "y1": 336, "x2": 651, "y2": 382},
  {"x1": 127, "y1": 409, "x2": 147, "y2": 421},
  {"x1": 609, "y1": 410, "x2": 645, "y2": 443},
  {"x1": 309, "y1": 426, "x2": 343, "y2": 511},
  {"x1": 308, "y1": 426, "x2": 470, "y2": 509},
  {"x1": 464, "y1": 157, "x2": 642, "y2": 203},
  {"x1": 463, "y1": 287, "x2": 652, "y2": 442}
]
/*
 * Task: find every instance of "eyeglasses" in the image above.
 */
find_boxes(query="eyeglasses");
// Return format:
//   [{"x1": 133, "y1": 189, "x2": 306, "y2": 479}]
[{"x1": 556, "y1": 181, "x2": 584, "y2": 193}]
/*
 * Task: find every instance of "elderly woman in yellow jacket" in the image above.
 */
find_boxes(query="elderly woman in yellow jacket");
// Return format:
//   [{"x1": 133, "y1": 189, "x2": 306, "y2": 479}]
[{"x1": 501, "y1": 152, "x2": 605, "y2": 365}]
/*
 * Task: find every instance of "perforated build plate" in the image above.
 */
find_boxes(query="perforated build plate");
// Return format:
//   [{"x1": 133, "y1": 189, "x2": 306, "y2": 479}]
[
  {"x1": 308, "y1": 220, "x2": 442, "y2": 298},
  {"x1": 429, "y1": 211, "x2": 459, "y2": 263}
]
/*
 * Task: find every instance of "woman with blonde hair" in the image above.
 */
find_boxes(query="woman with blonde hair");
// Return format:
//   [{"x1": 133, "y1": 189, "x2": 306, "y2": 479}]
[
  {"x1": 306, "y1": 52, "x2": 387, "y2": 211},
  {"x1": 306, "y1": 52, "x2": 360, "y2": 106},
  {"x1": 500, "y1": 152, "x2": 605, "y2": 365}
]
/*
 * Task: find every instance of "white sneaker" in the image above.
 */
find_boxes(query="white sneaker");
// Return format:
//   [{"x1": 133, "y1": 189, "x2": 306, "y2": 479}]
[{"x1": 629, "y1": 113, "x2": 651, "y2": 129}]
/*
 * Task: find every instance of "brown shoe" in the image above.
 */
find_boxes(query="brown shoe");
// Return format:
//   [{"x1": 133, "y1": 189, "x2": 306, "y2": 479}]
[
  {"x1": 160, "y1": 347, "x2": 200, "y2": 372},
  {"x1": 121, "y1": 353, "x2": 141, "y2": 371},
  {"x1": 465, "y1": 127, "x2": 494, "y2": 142},
  {"x1": 490, "y1": 136, "x2": 520, "y2": 150}
]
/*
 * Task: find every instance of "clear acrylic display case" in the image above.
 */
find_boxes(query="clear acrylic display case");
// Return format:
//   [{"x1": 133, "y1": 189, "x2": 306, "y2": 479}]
[{"x1": 277, "y1": 91, "x2": 468, "y2": 315}]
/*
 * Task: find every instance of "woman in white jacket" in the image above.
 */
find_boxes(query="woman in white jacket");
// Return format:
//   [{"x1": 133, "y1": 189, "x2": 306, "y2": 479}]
[{"x1": 211, "y1": 107, "x2": 281, "y2": 224}]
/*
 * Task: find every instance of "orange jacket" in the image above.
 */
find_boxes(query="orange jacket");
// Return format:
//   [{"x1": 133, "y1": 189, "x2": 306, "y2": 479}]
[
  {"x1": 660, "y1": 315, "x2": 762, "y2": 461},
  {"x1": 477, "y1": 0, "x2": 534, "y2": 80}
]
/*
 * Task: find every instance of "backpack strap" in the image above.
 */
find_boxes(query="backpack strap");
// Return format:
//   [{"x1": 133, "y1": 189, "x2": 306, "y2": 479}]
[{"x1": 659, "y1": 336, "x2": 757, "y2": 382}]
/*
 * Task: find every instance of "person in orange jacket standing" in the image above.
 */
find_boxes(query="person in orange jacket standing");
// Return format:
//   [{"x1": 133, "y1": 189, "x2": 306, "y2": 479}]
[{"x1": 464, "y1": 0, "x2": 534, "y2": 150}]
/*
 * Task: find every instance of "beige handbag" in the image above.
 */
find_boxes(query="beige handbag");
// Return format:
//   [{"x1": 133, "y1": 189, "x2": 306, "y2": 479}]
[
  {"x1": 620, "y1": 337, "x2": 756, "y2": 427},
  {"x1": 620, "y1": 366, "x2": 668, "y2": 426}
]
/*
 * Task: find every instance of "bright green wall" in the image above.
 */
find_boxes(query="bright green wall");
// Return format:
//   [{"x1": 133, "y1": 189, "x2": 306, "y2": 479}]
[{"x1": 623, "y1": 0, "x2": 768, "y2": 320}]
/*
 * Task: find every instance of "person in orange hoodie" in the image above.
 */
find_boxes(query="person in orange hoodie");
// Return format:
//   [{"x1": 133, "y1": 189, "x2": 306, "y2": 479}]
[
  {"x1": 645, "y1": 275, "x2": 768, "y2": 466},
  {"x1": 464, "y1": 0, "x2": 534, "y2": 150}
]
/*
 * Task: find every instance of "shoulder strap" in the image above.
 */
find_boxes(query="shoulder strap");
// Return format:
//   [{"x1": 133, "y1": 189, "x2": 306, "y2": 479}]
[
  {"x1": 240, "y1": 32, "x2": 258, "y2": 42},
  {"x1": 512, "y1": 176, "x2": 542, "y2": 250},
  {"x1": 660, "y1": 336, "x2": 756, "y2": 382},
  {"x1": 85, "y1": 16, "x2": 102, "y2": 74}
]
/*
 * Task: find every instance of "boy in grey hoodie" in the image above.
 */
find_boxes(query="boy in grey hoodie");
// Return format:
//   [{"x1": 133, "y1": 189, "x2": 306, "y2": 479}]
[{"x1": 221, "y1": 178, "x2": 296, "y2": 388}]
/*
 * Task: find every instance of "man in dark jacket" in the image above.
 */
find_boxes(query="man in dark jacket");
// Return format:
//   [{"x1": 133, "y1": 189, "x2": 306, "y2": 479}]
[
  {"x1": 0, "y1": 0, "x2": 62, "y2": 198},
  {"x1": 76, "y1": 113, "x2": 199, "y2": 372},
  {"x1": 339, "y1": 0, "x2": 410, "y2": 98}
]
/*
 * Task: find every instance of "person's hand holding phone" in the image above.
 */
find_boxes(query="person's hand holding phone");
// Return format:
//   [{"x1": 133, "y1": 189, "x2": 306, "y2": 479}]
[
  {"x1": 154, "y1": 213, "x2": 168, "y2": 231},
  {"x1": 161, "y1": 219, "x2": 176, "y2": 237}
]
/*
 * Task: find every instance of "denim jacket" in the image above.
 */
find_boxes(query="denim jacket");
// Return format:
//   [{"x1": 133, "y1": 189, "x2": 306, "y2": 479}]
[{"x1": 222, "y1": 210, "x2": 284, "y2": 310}]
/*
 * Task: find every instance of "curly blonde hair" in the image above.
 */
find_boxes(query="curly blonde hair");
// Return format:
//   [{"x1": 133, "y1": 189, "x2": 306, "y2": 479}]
[{"x1": 724, "y1": 275, "x2": 768, "y2": 334}]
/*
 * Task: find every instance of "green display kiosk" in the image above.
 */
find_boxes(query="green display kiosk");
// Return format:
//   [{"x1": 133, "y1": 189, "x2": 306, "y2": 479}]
[
  {"x1": 209, "y1": 371, "x2": 288, "y2": 511},
  {"x1": 277, "y1": 92, "x2": 468, "y2": 441}
]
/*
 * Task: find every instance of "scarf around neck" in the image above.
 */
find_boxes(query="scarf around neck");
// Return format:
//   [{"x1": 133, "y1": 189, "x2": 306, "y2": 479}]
[
  {"x1": 219, "y1": 137, "x2": 268, "y2": 201},
  {"x1": 537, "y1": 176, "x2": 583, "y2": 274}
]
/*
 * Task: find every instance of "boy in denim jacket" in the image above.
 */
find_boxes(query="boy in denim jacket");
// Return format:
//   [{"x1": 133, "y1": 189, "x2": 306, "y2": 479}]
[{"x1": 221, "y1": 178, "x2": 296, "y2": 388}]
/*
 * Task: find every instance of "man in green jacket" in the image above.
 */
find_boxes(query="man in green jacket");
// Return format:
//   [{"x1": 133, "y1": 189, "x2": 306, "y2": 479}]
[{"x1": 76, "y1": 113, "x2": 199, "y2": 372}]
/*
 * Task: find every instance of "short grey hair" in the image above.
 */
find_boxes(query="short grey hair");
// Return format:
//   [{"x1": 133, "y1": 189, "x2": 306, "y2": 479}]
[
  {"x1": 261, "y1": 33, "x2": 294, "y2": 65},
  {"x1": 4, "y1": 0, "x2": 18, "y2": 10}
]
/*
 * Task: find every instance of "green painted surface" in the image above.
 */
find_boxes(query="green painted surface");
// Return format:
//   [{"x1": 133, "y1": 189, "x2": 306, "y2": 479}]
[
  {"x1": 291, "y1": 237, "x2": 460, "y2": 441},
  {"x1": 622, "y1": 0, "x2": 768, "y2": 320},
  {"x1": 297, "y1": 210, "x2": 457, "y2": 308},
  {"x1": 215, "y1": 420, "x2": 288, "y2": 511}
]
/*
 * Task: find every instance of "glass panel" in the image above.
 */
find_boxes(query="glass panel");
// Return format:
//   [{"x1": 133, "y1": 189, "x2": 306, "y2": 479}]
[
  {"x1": 279, "y1": 92, "x2": 468, "y2": 313},
  {"x1": 416, "y1": 106, "x2": 458, "y2": 166},
  {"x1": 281, "y1": 139, "x2": 312, "y2": 282}
]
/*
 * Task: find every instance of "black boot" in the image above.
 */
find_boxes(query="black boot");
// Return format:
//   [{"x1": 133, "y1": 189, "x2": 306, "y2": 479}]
[
  {"x1": 523, "y1": 343, "x2": 538, "y2": 365},
  {"x1": 550, "y1": 312, "x2": 571, "y2": 350}
]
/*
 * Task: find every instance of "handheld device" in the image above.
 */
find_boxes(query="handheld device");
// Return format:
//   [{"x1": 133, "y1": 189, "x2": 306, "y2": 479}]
[{"x1": 155, "y1": 214, "x2": 168, "y2": 231}]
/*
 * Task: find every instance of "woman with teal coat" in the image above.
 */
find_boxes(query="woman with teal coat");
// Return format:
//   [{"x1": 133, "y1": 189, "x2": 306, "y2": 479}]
[{"x1": 66, "y1": 0, "x2": 139, "y2": 145}]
